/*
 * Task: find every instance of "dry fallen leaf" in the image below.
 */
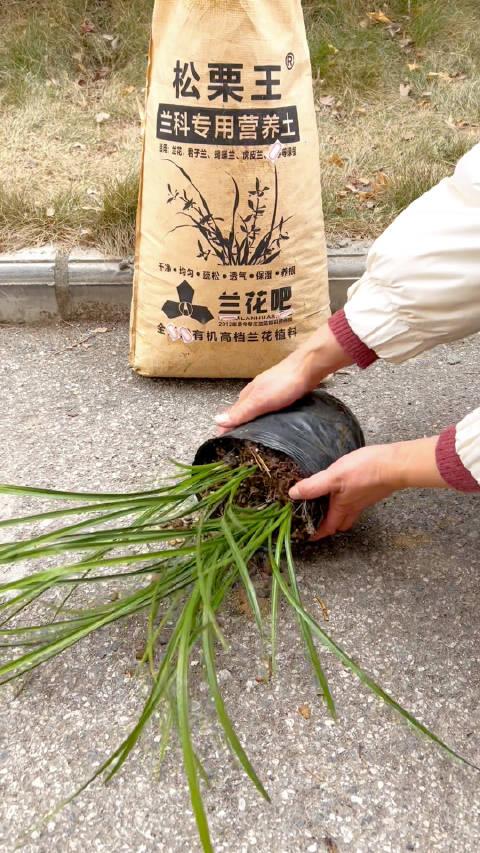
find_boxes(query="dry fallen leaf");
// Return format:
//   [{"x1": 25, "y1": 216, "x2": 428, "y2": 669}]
[
  {"x1": 427, "y1": 71, "x2": 464, "y2": 83},
  {"x1": 345, "y1": 175, "x2": 374, "y2": 194},
  {"x1": 387, "y1": 23, "x2": 402, "y2": 37},
  {"x1": 95, "y1": 111, "x2": 111, "y2": 124},
  {"x1": 298, "y1": 704, "x2": 311, "y2": 720},
  {"x1": 407, "y1": 62, "x2": 421, "y2": 72},
  {"x1": 80, "y1": 19, "x2": 96, "y2": 34},
  {"x1": 367, "y1": 10, "x2": 392, "y2": 24},
  {"x1": 314, "y1": 595, "x2": 330, "y2": 622},
  {"x1": 93, "y1": 66, "x2": 111, "y2": 82},
  {"x1": 399, "y1": 82, "x2": 412, "y2": 99},
  {"x1": 232, "y1": 587, "x2": 253, "y2": 619},
  {"x1": 373, "y1": 171, "x2": 389, "y2": 190},
  {"x1": 327, "y1": 153, "x2": 345, "y2": 167},
  {"x1": 46, "y1": 207, "x2": 55, "y2": 218},
  {"x1": 445, "y1": 115, "x2": 473, "y2": 130},
  {"x1": 319, "y1": 95, "x2": 336, "y2": 108},
  {"x1": 391, "y1": 532, "x2": 432, "y2": 549}
]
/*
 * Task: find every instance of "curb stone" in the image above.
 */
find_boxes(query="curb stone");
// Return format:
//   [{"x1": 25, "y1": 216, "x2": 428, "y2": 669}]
[{"x1": 0, "y1": 244, "x2": 369, "y2": 323}]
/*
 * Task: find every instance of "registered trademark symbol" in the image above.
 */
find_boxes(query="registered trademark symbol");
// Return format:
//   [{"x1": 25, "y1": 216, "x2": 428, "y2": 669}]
[{"x1": 285, "y1": 52, "x2": 295, "y2": 70}]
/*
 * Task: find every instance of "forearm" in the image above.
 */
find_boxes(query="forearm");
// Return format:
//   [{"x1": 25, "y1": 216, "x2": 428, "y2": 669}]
[
  {"x1": 368, "y1": 428, "x2": 480, "y2": 496},
  {"x1": 295, "y1": 322, "x2": 353, "y2": 385},
  {"x1": 390, "y1": 417, "x2": 480, "y2": 494},
  {"x1": 389, "y1": 436, "x2": 447, "y2": 490}
]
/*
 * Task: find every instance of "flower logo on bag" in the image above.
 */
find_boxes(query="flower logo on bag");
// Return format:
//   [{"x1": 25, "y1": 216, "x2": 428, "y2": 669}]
[
  {"x1": 162, "y1": 280, "x2": 214, "y2": 325},
  {"x1": 165, "y1": 165, "x2": 292, "y2": 267}
]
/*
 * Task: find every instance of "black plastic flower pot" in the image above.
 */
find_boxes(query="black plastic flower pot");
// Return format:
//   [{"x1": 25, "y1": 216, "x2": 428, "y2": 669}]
[{"x1": 193, "y1": 390, "x2": 365, "y2": 539}]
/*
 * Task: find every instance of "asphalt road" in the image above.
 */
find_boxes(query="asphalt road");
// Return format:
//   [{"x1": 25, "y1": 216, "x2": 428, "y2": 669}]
[{"x1": 0, "y1": 322, "x2": 479, "y2": 853}]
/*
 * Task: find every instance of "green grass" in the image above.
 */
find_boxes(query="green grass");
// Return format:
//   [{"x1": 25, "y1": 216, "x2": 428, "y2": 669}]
[
  {"x1": 378, "y1": 130, "x2": 476, "y2": 217},
  {"x1": 0, "y1": 0, "x2": 479, "y2": 250},
  {"x1": 305, "y1": 1, "x2": 402, "y2": 97},
  {"x1": 0, "y1": 184, "x2": 86, "y2": 247},
  {"x1": 95, "y1": 172, "x2": 139, "y2": 255},
  {"x1": 0, "y1": 463, "x2": 477, "y2": 851},
  {"x1": 0, "y1": 175, "x2": 139, "y2": 255},
  {"x1": 380, "y1": 161, "x2": 445, "y2": 217},
  {"x1": 0, "y1": 0, "x2": 154, "y2": 103},
  {"x1": 305, "y1": 0, "x2": 480, "y2": 97}
]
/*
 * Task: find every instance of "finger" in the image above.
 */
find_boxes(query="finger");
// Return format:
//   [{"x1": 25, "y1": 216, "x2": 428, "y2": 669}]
[
  {"x1": 215, "y1": 388, "x2": 277, "y2": 430},
  {"x1": 215, "y1": 397, "x2": 261, "y2": 429},
  {"x1": 310, "y1": 498, "x2": 349, "y2": 540},
  {"x1": 215, "y1": 382, "x2": 255, "y2": 428},
  {"x1": 214, "y1": 383, "x2": 256, "y2": 428},
  {"x1": 311, "y1": 520, "x2": 343, "y2": 541},
  {"x1": 289, "y1": 469, "x2": 334, "y2": 501},
  {"x1": 313, "y1": 505, "x2": 361, "y2": 540},
  {"x1": 311, "y1": 517, "x2": 344, "y2": 541}
]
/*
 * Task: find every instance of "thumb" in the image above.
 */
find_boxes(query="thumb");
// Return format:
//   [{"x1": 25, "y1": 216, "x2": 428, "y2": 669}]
[{"x1": 289, "y1": 469, "x2": 333, "y2": 501}]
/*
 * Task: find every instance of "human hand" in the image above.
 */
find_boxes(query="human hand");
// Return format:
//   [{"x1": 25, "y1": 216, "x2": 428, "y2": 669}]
[
  {"x1": 215, "y1": 324, "x2": 351, "y2": 431},
  {"x1": 289, "y1": 436, "x2": 446, "y2": 539}
]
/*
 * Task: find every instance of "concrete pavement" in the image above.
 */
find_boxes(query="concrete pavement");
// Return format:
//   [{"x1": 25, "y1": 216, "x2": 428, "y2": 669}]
[{"x1": 0, "y1": 322, "x2": 479, "y2": 853}]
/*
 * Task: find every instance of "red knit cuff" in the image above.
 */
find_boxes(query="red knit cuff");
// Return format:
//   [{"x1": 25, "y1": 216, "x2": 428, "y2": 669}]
[
  {"x1": 328, "y1": 309, "x2": 378, "y2": 369},
  {"x1": 436, "y1": 425, "x2": 480, "y2": 493}
]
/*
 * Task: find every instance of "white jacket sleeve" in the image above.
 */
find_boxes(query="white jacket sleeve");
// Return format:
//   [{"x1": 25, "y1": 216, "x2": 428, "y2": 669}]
[
  {"x1": 338, "y1": 143, "x2": 480, "y2": 491},
  {"x1": 456, "y1": 409, "x2": 480, "y2": 487},
  {"x1": 435, "y1": 409, "x2": 480, "y2": 491},
  {"x1": 344, "y1": 142, "x2": 480, "y2": 362}
]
